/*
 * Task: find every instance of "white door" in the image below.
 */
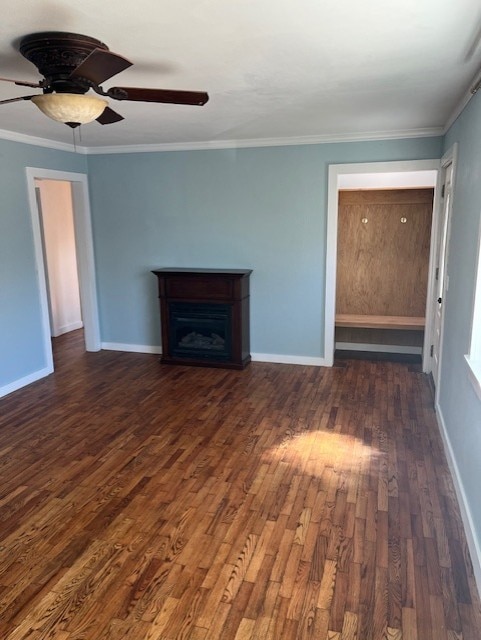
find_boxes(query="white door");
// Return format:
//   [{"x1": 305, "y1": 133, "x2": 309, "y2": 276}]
[{"x1": 431, "y1": 162, "x2": 453, "y2": 386}]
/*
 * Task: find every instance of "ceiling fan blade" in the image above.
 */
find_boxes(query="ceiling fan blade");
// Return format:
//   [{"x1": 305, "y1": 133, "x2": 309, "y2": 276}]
[
  {"x1": 108, "y1": 87, "x2": 209, "y2": 105},
  {"x1": 0, "y1": 94, "x2": 35, "y2": 105},
  {"x1": 0, "y1": 76, "x2": 41, "y2": 88},
  {"x1": 96, "y1": 106, "x2": 124, "y2": 125},
  {"x1": 70, "y1": 49, "x2": 132, "y2": 85}
]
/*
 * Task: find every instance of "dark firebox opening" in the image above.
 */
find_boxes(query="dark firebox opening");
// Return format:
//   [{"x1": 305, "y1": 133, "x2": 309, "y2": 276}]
[{"x1": 169, "y1": 302, "x2": 232, "y2": 361}]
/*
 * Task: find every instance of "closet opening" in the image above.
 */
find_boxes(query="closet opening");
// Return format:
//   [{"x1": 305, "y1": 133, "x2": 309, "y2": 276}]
[
  {"x1": 325, "y1": 161, "x2": 440, "y2": 370},
  {"x1": 335, "y1": 185, "x2": 434, "y2": 362}
]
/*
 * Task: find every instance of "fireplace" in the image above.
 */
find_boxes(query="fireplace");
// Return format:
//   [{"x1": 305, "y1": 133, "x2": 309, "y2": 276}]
[
  {"x1": 169, "y1": 302, "x2": 231, "y2": 362},
  {"x1": 152, "y1": 268, "x2": 252, "y2": 369}
]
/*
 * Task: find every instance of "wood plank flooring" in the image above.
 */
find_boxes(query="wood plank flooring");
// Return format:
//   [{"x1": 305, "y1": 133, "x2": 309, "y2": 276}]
[{"x1": 0, "y1": 330, "x2": 480, "y2": 639}]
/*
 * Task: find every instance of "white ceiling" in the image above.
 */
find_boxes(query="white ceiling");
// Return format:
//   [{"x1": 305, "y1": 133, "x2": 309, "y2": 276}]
[{"x1": 1, "y1": 0, "x2": 481, "y2": 150}]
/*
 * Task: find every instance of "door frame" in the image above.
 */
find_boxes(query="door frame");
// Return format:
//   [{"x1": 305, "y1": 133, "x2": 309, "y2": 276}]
[
  {"x1": 325, "y1": 158, "x2": 441, "y2": 370},
  {"x1": 26, "y1": 167, "x2": 100, "y2": 373},
  {"x1": 431, "y1": 144, "x2": 458, "y2": 399}
]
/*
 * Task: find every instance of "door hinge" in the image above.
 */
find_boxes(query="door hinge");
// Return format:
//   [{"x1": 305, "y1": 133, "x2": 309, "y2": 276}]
[
  {"x1": 430, "y1": 345, "x2": 434, "y2": 357},
  {"x1": 441, "y1": 183, "x2": 446, "y2": 199},
  {"x1": 435, "y1": 267, "x2": 439, "y2": 281}
]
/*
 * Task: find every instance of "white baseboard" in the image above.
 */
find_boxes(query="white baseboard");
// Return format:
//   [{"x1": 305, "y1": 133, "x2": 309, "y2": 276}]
[
  {"x1": 101, "y1": 342, "x2": 162, "y2": 355},
  {"x1": 0, "y1": 366, "x2": 53, "y2": 398},
  {"x1": 251, "y1": 352, "x2": 327, "y2": 366},
  {"x1": 435, "y1": 402, "x2": 481, "y2": 600},
  {"x1": 53, "y1": 321, "x2": 84, "y2": 337},
  {"x1": 100, "y1": 344, "x2": 326, "y2": 366},
  {"x1": 335, "y1": 342, "x2": 422, "y2": 355}
]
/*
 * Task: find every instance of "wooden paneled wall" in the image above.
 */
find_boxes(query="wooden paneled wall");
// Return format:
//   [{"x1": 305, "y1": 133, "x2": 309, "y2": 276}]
[{"x1": 336, "y1": 189, "x2": 434, "y2": 317}]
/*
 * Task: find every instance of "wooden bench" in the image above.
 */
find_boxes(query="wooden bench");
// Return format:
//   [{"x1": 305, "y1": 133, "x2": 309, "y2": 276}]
[{"x1": 335, "y1": 314, "x2": 425, "y2": 331}]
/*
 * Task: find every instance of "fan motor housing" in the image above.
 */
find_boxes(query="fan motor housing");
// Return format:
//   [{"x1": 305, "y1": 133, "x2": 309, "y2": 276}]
[{"x1": 19, "y1": 31, "x2": 109, "y2": 94}]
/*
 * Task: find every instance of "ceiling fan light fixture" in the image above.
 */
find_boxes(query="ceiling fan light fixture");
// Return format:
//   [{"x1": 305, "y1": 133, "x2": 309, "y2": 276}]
[{"x1": 31, "y1": 92, "x2": 108, "y2": 124}]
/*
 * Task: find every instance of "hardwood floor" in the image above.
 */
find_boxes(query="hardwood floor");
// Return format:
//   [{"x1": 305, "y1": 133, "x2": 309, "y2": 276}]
[{"x1": 0, "y1": 330, "x2": 480, "y2": 639}]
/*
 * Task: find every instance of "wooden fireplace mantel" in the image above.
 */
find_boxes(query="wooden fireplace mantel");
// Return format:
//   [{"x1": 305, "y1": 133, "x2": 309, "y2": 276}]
[{"x1": 152, "y1": 268, "x2": 252, "y2": 369}]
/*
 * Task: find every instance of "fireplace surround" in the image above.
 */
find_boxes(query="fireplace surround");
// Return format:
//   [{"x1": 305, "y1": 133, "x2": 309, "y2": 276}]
[{"x1": 152, "y1": 268, "x2": 252, "y2": 369}]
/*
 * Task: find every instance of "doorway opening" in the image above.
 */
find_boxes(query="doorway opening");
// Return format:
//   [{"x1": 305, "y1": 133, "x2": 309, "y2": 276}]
[
  {"x1": 26, "y1": 167, "x2": 100, "y2": 375},
  {"x1": 35, "y1": 179, "x2": 83, "y2": 340},
  {"x1": 325, "y1": 160, "x2": 441, "y2": 372},
  {"x1": 335, "y1": 184, "x2": 434, "y2": 362}
]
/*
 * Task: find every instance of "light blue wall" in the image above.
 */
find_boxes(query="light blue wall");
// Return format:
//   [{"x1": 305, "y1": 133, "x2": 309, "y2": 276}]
[
  {"x1": 441, "y1": 93, "x2": 481, "y2": 549},
  {"x1": 0, "y1": 139, "x2": 86, "y2": 389},
  {"x1": 0, "y1": 133, "x2": 441, "y2": 393},
  {"x1": 2, "y1": 120, "x2": 479, "y2": 580},
  {"x1": 87, "y1": 136, "x2": 442, "y2": 354}
]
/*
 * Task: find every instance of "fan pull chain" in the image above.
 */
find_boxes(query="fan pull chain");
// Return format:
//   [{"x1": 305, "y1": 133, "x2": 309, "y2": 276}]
[{"x1": 71, "y1": 125, "x2": 83, "y2": 153}]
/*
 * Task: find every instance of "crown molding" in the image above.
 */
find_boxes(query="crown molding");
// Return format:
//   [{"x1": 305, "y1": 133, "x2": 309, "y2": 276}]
[
  {"x1": 443, "y1": 76, "x2": 480, "y2": 134},
  {"x1": 84, "y1": 127, "x2": 443, "y2": 154},
  {"x1": 0, "y1": 127, "x2": 84, "y2": 152},
  {"x1": 0, "y1": 125, "x2": 442, "y2": 155}
]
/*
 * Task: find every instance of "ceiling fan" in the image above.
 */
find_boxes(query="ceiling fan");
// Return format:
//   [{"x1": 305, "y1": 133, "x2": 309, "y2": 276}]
[{"x1": 0, "y1": 31, "x2": 209, "y2": 128}]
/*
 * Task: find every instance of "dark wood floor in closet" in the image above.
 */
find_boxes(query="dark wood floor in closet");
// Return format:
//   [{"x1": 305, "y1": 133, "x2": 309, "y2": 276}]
[{"x1": 0, "y1": 330, "x2": 479, "y2": 639}]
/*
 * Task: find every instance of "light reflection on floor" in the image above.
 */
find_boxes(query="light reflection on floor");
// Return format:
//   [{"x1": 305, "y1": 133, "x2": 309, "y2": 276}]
[{"x1": 264, "y1": 428, "x2": 380, "y2": 481}]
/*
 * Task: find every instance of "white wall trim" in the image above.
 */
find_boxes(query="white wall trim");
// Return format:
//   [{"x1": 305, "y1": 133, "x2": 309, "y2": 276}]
[
  {"x1": 431, "y1": 144, "x2": 458, "y2": 404},
  {"x1": 443, "y1": 89, "x2": 474, "y2": 134},
  {"x1": 0, "y1": 125, "x2": 441, "y2": 156},
  {"x1": 83, "y1": 127, "x2": 442, "y2": 155},
  {"x1": 69, "y1": 177, "x2": 101, "y2": 352},
  {"x1": 435, "y1": 402, "x2": 481, "y2": 600},
  {"x1": 101, "y1": 343, "x2": 327, "y2": 366},
  {"x1": 335, "y1": 342, "x2": 422, "y2": 355},
  {"x1": 443, "y1": 68, "x2": 481, "y2": 134},
  {"x1": 0, "y1": 366, "x2": 53, "y2": 399},
  {"x1": 101, "y1": 342, "x2": 162, "y2": 354},
  {"x1": 26, "y1": 173, "x2": 55, "y2": 375},
  {"x1": 0, "y1": 128, "x2": 79, "y2": 153},
  {"x1": 422, "y1": 166, "x2": 444, "y2": 377},
  {"x1": 325, "y1": 159, "x2": 440, "y2": 368},
  {"x1": 26, "y1": 168, "x2": 101, "y2": 358},
  {"x1": 251, "y1": 353, "x2": 327, "y2": 366},
  {"x1": 53, "y1": 321, "x2": 84, "y2": 337}
]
